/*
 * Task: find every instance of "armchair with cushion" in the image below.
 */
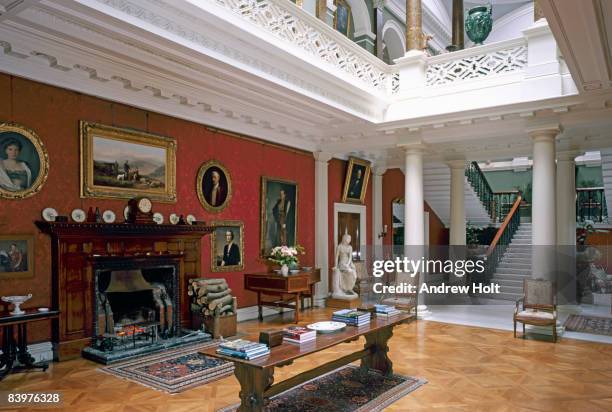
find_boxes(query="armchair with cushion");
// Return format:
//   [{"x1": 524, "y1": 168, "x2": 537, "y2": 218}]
[{"x1": 513, "y1": 278, "x2": 557, "y2": 342}]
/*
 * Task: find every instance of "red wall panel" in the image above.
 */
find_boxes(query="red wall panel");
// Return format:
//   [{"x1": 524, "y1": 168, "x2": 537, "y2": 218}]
[{"x1": 0, "y1": 75, "x2": 315, "y2": 342}]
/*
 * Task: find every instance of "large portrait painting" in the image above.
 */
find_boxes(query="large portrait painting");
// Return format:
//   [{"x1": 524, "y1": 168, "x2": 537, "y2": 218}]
[
  {"x1": 0, "y1": 122, "x2": 48, "y2": 200},
  {"x1": 0, "y1": 235, "x2": 34, "y2": 278},
  {"x1": 260, "y1": 177, "x2": 298, "y2": 256},
  {"x1": 341, "y1": 157, "x2": 371, "y2": 204},
  {"x1": 334, "y1": 0, "x2": 351, "y2": 36},
  {"x1": 80, "y1": 121, "x2": 176, "y2": 202},
  {"x1": 211, "y1": 220, "x2": 244, "y2": 272},
  {"x1": 197, "y1": 160, "x2": 232, "y2": 212}
]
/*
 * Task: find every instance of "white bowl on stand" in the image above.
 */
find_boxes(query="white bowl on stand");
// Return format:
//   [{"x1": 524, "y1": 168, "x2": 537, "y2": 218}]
[{"x1": 1, "y1": 294, "x2": 33, "y2": 315}]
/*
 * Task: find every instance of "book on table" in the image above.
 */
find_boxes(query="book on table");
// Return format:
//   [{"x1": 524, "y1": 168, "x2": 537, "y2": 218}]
[
  {"x1": 282, "y1": 326, "x2": 317, "y2": 343},
  {"x1": 217, "y1": 339, "x2": 270, "y2": 359},
  {"x1": 332, "y1": 309, "x2": 371, "y2": 326},
  {"x1": 374, "y1": 304, "x2": 401, "y2": 317}
]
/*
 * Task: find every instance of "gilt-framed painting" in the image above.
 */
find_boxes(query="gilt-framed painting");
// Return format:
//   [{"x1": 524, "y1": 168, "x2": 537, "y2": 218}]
[
  {"x1": 197, "y1": 160, "x2": 232, "y2": 213},
  {"x1": 0, "y1": 122, "x2": 49, "y2": 200},
  {"x1": 80, "y1": 121, "x2": 176, "y2": 202},
  {"x1": 211, "y1": 220, "x2": 244, "y2": 272},
  {"x1": 0, "y1": 235, "x2": 34, "y2": 278},
  {"x1": 334, "y1": 0, "x2": 351, "y2": 36},
  {"x1": 260, "y1": 177, "x2": 298, "y2": 257},
  {"x1": 341, "y1": 156, "x2": 371, "y2": 204}
]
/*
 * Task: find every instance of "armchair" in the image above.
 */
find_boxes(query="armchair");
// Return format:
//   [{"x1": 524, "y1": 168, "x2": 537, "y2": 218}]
[{"x1": 513, "y1": 279, "x2": 557, "y2": 342}]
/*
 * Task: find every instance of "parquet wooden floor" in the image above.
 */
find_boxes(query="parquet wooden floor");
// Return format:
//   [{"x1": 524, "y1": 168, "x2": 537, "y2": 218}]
[{"x1": 1, "y1": 308, "x2": 611, "y2": 412}]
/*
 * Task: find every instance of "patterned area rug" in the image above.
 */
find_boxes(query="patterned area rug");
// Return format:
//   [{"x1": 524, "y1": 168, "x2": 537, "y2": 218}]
[
  {"x1": 564, "y1": 314, "x2": 612, "y2": 336},
  {"x1": 100, "y1": 341, "x2": 234, "y2": 393},
  {"x1": 218, "y1": 365, "x2": 426, "y2": 412}
]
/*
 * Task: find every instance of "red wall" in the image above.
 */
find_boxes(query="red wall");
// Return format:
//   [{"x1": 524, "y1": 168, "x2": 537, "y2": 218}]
[
  {"x1": 382, "y1": 168, "x2": 448, "y2": 246},
  {"x1": 0, "y1": 75, "x2": 315, "y2": 342},
  {"x1": 328, "y1": 158, "x2": 373, "y2": 268}
]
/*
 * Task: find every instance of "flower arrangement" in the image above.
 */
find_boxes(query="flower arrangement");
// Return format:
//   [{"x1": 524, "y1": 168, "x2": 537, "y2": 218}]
[{"x1": 268, "y1": 245, "x2": 305, "y2": 267}]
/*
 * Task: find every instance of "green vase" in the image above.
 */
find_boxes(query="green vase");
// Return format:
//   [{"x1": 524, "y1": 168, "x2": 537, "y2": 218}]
[{"x1": 465, "y1": 5, "x2": 493, "y2": 45}]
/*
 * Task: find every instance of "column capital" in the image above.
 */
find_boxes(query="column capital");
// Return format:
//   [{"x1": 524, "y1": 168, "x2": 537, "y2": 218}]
[
  {"x1": 527, "y1": 125, "x2": 563, "y2": 141},
  {"x1": 398, "y1": 142, "x2": 427, "y2": 155},
  {"x1": 556, "y1": 150, "x2": 582, "y2": 162},
  {"x1": 372, "y1": 165, "x2": 387, "y2": 176},
  {"x1": 313, "y1": 151, "x2": 333, "y2": 162},
  {"x1": 446, "y1": 159, "x2": 467, "y2": 169}
]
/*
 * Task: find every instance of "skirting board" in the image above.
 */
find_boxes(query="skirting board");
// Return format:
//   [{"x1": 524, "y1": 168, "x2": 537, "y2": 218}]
[
  {"x1": 237, "y1": 300, "x2": 313, "y2": 322},
  {"x1": 0, "y1": 341, "x2": 53, "y2": 363}
]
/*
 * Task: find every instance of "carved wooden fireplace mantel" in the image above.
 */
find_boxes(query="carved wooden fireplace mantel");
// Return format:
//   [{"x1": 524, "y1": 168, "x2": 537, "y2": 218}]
[{"x1": 36, "y1": 221, "x2": 213, "y2": 361}]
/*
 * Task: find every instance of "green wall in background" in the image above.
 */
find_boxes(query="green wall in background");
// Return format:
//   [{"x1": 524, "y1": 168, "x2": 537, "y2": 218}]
[{"x1": 483, "y1": 165, "x2": 603, "y2": 195}]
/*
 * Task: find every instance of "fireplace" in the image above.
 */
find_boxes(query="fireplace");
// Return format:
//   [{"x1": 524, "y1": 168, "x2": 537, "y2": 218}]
[
  {"x1": 82, "y1": 255, "x2": 211, "y2": 364},
  {"x1": 95, "y1": 266, "x2": 178, "y2": 340}
]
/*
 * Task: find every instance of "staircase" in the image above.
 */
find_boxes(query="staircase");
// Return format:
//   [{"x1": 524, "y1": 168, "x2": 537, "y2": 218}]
[
  {"x1": 488, "y1": 223, "x2": 532, "y2": 301},
  {"x1": 600, "y1": 149, "x2": 612, "y2": 221},
  {"x1": 423, "y1": 163, "x2": 492, "y2": 227}
]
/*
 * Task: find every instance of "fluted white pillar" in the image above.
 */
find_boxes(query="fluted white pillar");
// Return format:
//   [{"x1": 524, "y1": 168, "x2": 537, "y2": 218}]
[
  {"x1": 402, "y1": 144, "x2": 430, "y2": 318},
  {"x1": 314, "y1": 151, "x2": 332, "y2": 306},
  {"x1": 372, "y1": 166, "x2": 387, "y2": 256},
  {"x1": 448, "y1": 160, "x2": 466, "y2": 245},
  {"x1": 530, "y1": 127, "x2": 560, "y2": 282}
]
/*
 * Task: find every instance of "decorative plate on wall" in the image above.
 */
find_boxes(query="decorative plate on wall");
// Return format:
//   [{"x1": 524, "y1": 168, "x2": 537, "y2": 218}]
[
  {"x1": 42, "y1": 207, "x2": 58, "y2": 222},
  {"x1": 153, "y1": 212, "x2": 164, "y2": 224},
  {"x1": 71, "y1": 208, "x2": 86, "y2": 223},
  {"x1": 169, "y1": 213, "x2": 179, "y2": 225},
  {"x1": 102, "y1": 210, "x2": 116, "y2": 223}
]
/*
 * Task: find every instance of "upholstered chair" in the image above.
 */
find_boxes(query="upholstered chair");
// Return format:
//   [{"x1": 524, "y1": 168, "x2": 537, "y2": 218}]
[{"x1": 514, "y1": 278, "x2": 557, "y2": 342}]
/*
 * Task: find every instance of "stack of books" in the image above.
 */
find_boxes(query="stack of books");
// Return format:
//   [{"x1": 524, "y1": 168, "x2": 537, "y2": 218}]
[
  {"x1": 216, "y1": 339, "x2": 270, "y2": 360},
  {"x1": 282, "y1": 326, "x2": 316, "y2": 344},
  {"x1": 374, "y1": 304, "x2": 401, "y2": 318},
  {"x1": 332, "y1": 309, "x2": 371, "y2": 326}
]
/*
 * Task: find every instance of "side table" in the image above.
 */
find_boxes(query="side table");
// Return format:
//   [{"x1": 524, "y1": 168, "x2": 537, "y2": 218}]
[{"x1": 0, "y1": 309, "x2": 60, "y2": 380}]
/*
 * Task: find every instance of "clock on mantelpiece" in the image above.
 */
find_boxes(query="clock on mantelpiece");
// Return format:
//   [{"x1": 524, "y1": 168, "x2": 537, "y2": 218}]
[{"x1": 126, "y1": 197, "x2": 154, "y2": 224}]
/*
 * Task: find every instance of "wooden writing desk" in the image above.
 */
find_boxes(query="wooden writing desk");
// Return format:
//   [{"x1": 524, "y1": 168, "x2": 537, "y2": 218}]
[
  {"x1": 202, "y1": 312, "x2": 415, "y2": 412},
  {"x1": 244, "y1": 269, "x2": 320, "y2": 323}
]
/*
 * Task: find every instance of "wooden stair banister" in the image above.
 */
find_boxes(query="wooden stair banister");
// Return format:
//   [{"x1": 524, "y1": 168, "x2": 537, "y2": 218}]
[{"x1": 486, "y1": 194, "x2": 522, "y2": 256}]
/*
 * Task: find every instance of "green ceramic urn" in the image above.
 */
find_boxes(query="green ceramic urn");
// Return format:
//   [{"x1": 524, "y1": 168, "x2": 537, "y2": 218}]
[{"x1": 465, "y1": 4, "x2": 493, "y2": 45}]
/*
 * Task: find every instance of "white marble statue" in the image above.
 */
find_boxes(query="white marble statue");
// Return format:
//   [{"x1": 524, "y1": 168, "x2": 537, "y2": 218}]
[{"x1": 331, "y1": 234, "x2": 358, "y2": 300}]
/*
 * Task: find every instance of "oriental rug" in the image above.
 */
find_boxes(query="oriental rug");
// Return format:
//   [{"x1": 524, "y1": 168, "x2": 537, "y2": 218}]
[
  {"x1": 100, "y1": 341, "x2": 234, "y2": 393},
  {"x1": 564, "y1": 314, "x2": 612, "y2": 336},
  {"x1": 218, "y1": 365, "x2": 427, "y2": 412}
]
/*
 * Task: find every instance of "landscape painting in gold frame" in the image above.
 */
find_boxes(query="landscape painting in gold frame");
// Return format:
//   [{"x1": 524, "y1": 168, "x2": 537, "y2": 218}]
[{"x1": 80, "y1": 121, "x2": 176, "y2": 202}]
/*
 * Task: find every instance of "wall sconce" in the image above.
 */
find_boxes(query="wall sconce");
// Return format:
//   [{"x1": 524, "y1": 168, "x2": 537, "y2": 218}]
[{"x1": 378, "y1": 224, "x2": 388, "y2": 239}]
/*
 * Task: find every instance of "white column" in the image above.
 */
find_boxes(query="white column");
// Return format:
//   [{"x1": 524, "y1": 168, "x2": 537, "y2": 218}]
[
  {"x1": 448, "y1": 160, "x2": 466, "y2": 245},
  {"x1": 402, "y1": 144, "x2": 430, "y2": 318},
  {"x1": 530, "y1": 127, "x2": 560, "y2": 283},
  {"x1": 530, "y1": 128, "x2": 559, "y2": 246},
  {"x1": 372, "y1": 166, "x2": 387, "y2": 255},
  {"x1": 556, "y1": 151, "x2": 578, "y2": 246},
  {"x1": 556, "y1": 150, "x2": 580, "y2": 313},
  {"x1": 314, "y1": 151, "x2": 332, "y2": 306},
  {"x1": 404, "y1": 146, "x2": 425, "y2": 246}
]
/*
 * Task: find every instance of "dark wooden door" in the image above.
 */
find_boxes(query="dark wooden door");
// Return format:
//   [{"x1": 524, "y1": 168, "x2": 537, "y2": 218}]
[{"x1": 337, "y1": 212, "x2": 361, "y2": 260}]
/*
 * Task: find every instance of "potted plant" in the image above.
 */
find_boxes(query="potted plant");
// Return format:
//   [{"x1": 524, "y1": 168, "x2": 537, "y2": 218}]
[{"x1": 268, "y1": 245, "x2": 305, "y2": 276}]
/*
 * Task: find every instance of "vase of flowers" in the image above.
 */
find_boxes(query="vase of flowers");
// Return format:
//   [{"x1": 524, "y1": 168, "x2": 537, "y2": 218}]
[{"x1": 268, "y1": 245, "x2": 304, "y2": 276}]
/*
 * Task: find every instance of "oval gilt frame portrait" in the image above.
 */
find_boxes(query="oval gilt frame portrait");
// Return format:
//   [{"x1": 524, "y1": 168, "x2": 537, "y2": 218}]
[
  {"x1": 196, "y1": 160, "x2": 232, "y2": 212},
  {"x1": 0, "y1": 122, "x2": 49, "y2": 200}
]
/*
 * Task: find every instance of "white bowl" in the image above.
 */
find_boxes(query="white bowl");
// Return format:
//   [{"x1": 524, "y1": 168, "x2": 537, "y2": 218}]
[{"x1": 1, "y1": 294, "x2": 32, "y2": 315}]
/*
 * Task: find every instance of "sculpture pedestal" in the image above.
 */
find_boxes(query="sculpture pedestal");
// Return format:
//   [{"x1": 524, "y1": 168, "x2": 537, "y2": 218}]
[{"x1": 326, "y1": 297, "x2": 362, "y2": 309}]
